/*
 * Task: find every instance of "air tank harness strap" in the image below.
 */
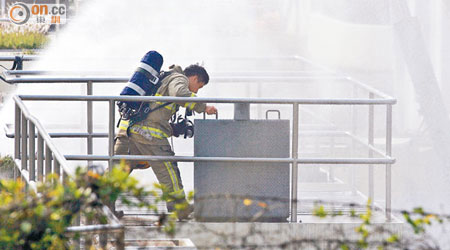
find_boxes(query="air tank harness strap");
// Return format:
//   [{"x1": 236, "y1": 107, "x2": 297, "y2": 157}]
[{"x1": 125, "y1": 102, "x2": 173, "y2": 136}]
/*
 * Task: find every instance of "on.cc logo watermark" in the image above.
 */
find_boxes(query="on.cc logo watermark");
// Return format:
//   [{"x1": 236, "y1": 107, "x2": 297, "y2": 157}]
[
  {"x1": 8, "y1": 3, "x2": 30, "y2": 25},
  {"x1": 8, "y1": 2, "x2": 66, "y2": 25}
]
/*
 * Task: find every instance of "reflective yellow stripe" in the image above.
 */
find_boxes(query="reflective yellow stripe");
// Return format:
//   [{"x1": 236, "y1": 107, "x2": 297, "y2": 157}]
[
  {"x1": 157, "y1": 102, "x2": 175, "y2": 111},
  {"x1": 164, "y1": 162, "x2": 176, "y2": 190},
  {"x1": 131, "y1": 126, "x2": 168, "y2": 139},
  {"x1": 184, "y1": 93, "x2": 197, "y2": 110},
  {"x1": 120, "y1": 120, "x2": 169, "y2": 139},
  {"x1": 164, "y1": 161, "x2": 179, "y2": 191},
  {"x1": 166, "y1": 104, "x2": 175, "y2": 111},
  {"x1": 130, "y1": 129, "x2": 162, "y2": 139},
  {"x1": 119, "y1": 120, "x2": 129, "y2": 130},
  {"x1": 155, "y1": 93, "x2": 175, "y2": 111},
  {"x1": 184, "y1": 102, "x2": 196, "y2": 110},
  {"x1": 144, "y1": 127, "x2": 169, "y2": 138},
  {"x1": 168, "y1": 162, "x2": 180, "y2": 191}
]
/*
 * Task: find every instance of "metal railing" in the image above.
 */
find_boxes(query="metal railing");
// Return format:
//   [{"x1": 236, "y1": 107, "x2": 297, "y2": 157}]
[
  {"x1": 12, "y1": 95, "x2": 125, "y2": 250},
  {"x1": 1, "y1": 55, "x2": 397, "y2": 223},
  {"x1": 14, "y1": 94, "x2": 396, "y2": 223},
  {"x1": 0, "y1": 55, "x2": 39, "y2": 62}
]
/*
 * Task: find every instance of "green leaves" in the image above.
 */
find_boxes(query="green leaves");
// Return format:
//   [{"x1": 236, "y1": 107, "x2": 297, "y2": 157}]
[
  {"x1": 386, "y1": 234, "x2": 399, "y2": 243},
  {"x1": 401, "y1": 208, "x2": 443, "y2": 235},
  {"x1": 340, "y1": 244, "x2": 349, "y2": 250},
  {"x1": 0, "y1": 155, "x2": 14, "y2": 173},
  {"x1": 0, "y1": 163, "x2": 191, "y2": 248},
  {"x1": 0, "y1": 178, "x2": 70, "y2": 249},
  {"x1": 313, "y1": 205, "x2": 328, "y2": 218},
  {"x1": 311, "y1": 199, "x2": 450, "y2": 249}
]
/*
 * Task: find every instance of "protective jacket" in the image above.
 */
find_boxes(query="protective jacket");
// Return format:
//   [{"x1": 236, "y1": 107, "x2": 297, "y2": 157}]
[{"x1": 117, "y1": 65, "x2": 206, "y2": 145}]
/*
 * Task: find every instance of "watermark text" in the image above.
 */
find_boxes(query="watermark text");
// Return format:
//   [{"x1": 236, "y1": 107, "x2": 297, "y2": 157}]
[{"x1": 8, "y1": 2, "x2": 66, "y2": 25}]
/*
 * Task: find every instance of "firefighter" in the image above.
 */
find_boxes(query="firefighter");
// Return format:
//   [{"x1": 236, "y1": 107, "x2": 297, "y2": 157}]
[{"x1": 114, "y1": 64, "x2": 217, "y2": 219}]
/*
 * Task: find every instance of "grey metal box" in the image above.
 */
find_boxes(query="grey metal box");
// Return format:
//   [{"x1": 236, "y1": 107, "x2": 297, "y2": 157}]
[{"x1": 194, "y1": 119, "x2": 290, "y2": 222}]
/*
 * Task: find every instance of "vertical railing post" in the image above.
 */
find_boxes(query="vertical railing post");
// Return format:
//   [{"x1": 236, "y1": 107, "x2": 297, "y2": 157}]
[
  {"x1": 45, "y1": 144, "x2": 52, "y2": 180},
  {"x1": 14, "y1": 103, "x2": 21, "y2": 179},
  {"x1": 15, "y1": 102, "x2": 21, "y2": 160},
  {"x1": 21, "y1": 113, "x2": 28, "y2": 171},
  {"x1": 386, "y1": 104, "x2": 392, "y2": 221},
  {"x1": 37, "y1": 134, "x2": 44, "y2": 182},
  {"x1": 350, "y1": 85, "x2": 358, "y2": 195},
  {"x1": 116, "y1": 229, "x2": 125, "y2": 250},
  {"x1": 368, "y1": 93, "x2": 375, "y2": 208},
  {"x1": 14, "y1": 165, "x2": 18, "y2": 181},
  {"x1": 29, "y1": 122, "x2": 36, "y2": 181},
  {"x1": 108, "y1": 100, "x2": 115, "y2": 170},
  {"x1": 291, "y1": 103, "x2": 299, "y2": 223},
  {"x1": 54, "y1": 159, "x2": 60, "y2": 180},
  {"x1": 87, "y1": 81, "x2": 93, "y2": 166}
]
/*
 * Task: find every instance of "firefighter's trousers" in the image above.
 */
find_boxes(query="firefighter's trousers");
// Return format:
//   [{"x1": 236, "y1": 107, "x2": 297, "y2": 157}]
[{"x1": 113, "y1": 135, "x2": 185, "y2": 211}]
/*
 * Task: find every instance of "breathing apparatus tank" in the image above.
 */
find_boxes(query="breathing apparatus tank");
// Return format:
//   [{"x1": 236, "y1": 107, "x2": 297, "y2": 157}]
[{"x1": 117, "y1": 50, "x2": 163, "y2": 120}]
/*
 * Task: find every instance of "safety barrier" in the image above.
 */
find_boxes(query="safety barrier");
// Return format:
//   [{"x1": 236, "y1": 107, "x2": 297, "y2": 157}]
[
  {"x1": 1, "y1": 55, "x2": 396, "y2": 224},
  {"x1": 14, "y1": 94, "x2": 395, "y2": 224},
  {"x1": 12, "y1": 95, "x2": 124, "y2": 250}
]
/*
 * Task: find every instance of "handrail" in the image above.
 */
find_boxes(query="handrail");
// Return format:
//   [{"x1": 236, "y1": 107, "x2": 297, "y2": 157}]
[
  {"x1": 17, "y1": 94, "x2": 397, "y2": 105},
  {"x1": 3, "y1": 76, "x2": 128, "y2": 83},
  {"x1": 15, "y1": 93, "x2": 396, "y2": 222},
  {"x1": 13, "y1": 96, "x2": 70, "y2": 173},
  {"x1": 2, "y1": 74, "x2": 350, "y2": 83},
  {"x1": 12, "y1": 95, "x2": 125, "y2": 250},
  {"x1": 344, "y1": 76, "x2": 395, "y2": 101},
  {"x1": 5, "y1": 132, "x2": 109, "y2": 139},
  {"x1": 0, "y1": 55, "x2": 308, "y2": 62},
  {"x1": 63, "y1": 155, "x2": 396, "y2": 165},
  {"x1": 6, "y1": 54, "x2": 396, "y2": 223},
  {"x1": 6, "y1": 69, "x2": 338, "y2": 76},
  {"x1": 0, "y1": 55, "x2": 38, "y2": 61}
]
